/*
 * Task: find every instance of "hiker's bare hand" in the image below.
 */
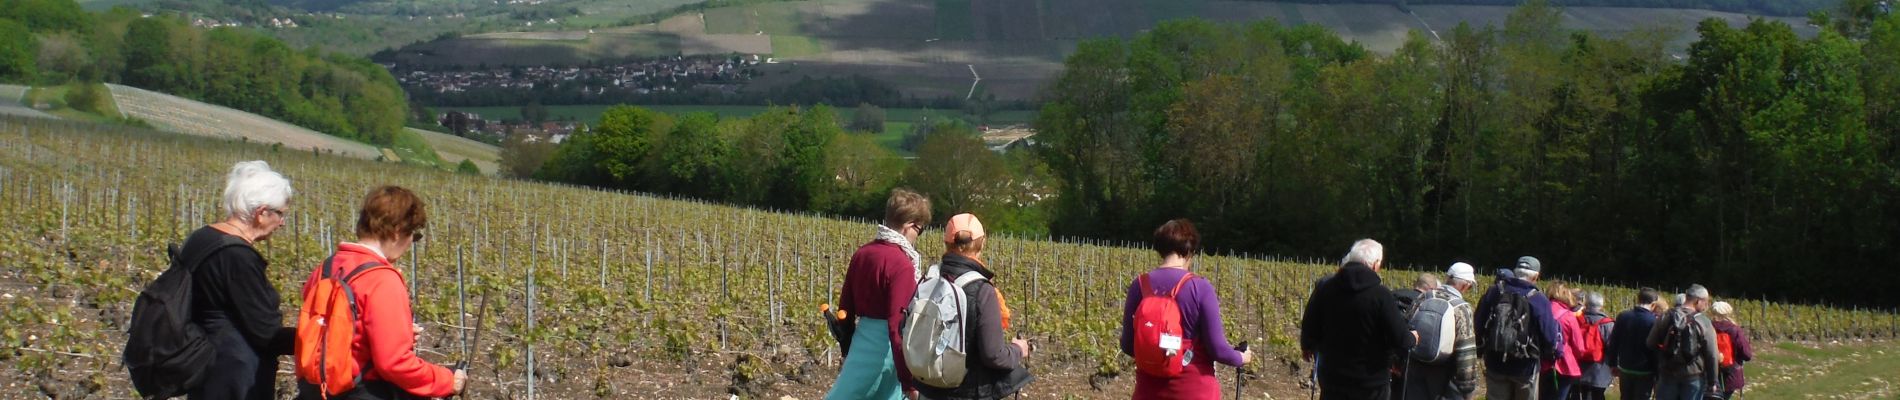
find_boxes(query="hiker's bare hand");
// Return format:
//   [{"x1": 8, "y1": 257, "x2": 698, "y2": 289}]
[
  {"x1": 452, "y1": 369, "x2": 467, "y2": 393},
  {"x1": 1012, "y1": 338, "x2": 1031, "y2": 358},
  {"x1": 1240, "y1": 348, "x2": 1254, "y2": 365}
]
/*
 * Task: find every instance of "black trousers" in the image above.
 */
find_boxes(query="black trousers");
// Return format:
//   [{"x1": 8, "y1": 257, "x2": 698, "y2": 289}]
[
  {"x1": 188, "y1": 332, "x2": 275, "y2": 400},
  {"x1": 1321, "y1": 381, "x2": 1391, "y2": 400}
]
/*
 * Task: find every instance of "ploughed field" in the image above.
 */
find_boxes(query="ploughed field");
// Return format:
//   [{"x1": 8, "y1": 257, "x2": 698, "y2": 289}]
[{"x1": 0, "y1": 116, "x2": 1892, "y2": 398}]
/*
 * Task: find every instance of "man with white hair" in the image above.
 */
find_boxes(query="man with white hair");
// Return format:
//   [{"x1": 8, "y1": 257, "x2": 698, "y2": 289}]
[
  {"x1": 165, "y1": 161, "x2": 297, "y2": 399},
  {"x1": 1401, "y1": 262, "x2": 1480, "y2": 400},
  {"x1": 1647, "y1": 284, "x2": 1722, "y2": 400},
  {"x1": 1474, "y1": 256, "x2": 1561, "y2": 400},
  {"x1": 1301, "y1": 239, "x2": 1418, "y2": 400},
  {"x1": 1576, "y1": 291, "x2": 1615, "y2": 400}
]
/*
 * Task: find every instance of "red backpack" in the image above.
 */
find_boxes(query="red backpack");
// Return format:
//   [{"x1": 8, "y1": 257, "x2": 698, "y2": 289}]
[
  {"x1": 1716, "y1": 330, "x2": 1736, "y2": 368},
  {"x1": 1577, "y1": 314, "x2": 1611, "y2": 363},
  {"x1": 1132, "y1": 272, "x2": 1194, "y2": 378}
]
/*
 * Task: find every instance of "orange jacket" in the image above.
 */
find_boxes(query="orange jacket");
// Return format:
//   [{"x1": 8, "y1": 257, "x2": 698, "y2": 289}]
[{"x1": 303, "y1": 243, "x2": 455, "y2": 398}]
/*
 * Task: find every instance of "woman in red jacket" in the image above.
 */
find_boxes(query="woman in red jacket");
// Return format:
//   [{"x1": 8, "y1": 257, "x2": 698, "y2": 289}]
[{"x1": 302, "y1": 186, "x2": 466, "y2": 399}]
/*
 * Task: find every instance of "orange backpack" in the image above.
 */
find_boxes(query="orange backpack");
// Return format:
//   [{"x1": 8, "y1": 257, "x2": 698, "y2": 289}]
[
  {"x1": 1132, "y1": 272, "x2": 1194, "y2": 378},
  {"x1": 295, "y1": 257, "x2": 388, "y2": 398}
]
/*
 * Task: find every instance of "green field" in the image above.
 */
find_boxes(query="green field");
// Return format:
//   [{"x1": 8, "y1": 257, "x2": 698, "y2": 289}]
[
  {"x1": 701, "y1": 1, "x2": 807, "y2": 35},
  {"x1": 770, "y1": 35, "x2": 825, "y2": 57},
  {"x1": 443, "y1": 104, "x2": 1034, "y2": 153},
  {"x1": 383, "y1": 33, "x2": 683, "y2": 68},
  {"x1": 934, "y1": 0, "x2": 975, "y2": 40}
]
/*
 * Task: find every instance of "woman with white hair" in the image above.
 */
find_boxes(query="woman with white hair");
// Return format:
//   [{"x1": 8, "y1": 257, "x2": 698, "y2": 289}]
[
  {"x1": 1708, "y1": 302, "x2": 1754, "y2": 400},
  {"x1": 185, "y1": 160, "x2": 297, "y2": 400}
]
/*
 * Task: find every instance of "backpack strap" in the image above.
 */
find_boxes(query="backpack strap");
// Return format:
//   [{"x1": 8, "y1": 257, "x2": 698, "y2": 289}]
[
  {"x1": 951, "y1": 271, "x2": 986, "y2": 288},
  {"x1": 335, "y1": 261, "x2": 390, "y2": 318},
  {"x1": 1138, "y1": 272, "x2": 1195, "y2": 298},
  {"x1": 1165, "y1": 272, "x2": 1194, "y2": 297},
  {"x1": 171, "y1": 234, "x2": 254, "y2": 275}
]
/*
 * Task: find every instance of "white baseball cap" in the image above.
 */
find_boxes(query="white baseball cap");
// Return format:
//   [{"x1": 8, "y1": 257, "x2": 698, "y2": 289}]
[{"x1": 1447, "y1": 262, "x2": 1476, "y2": 283}]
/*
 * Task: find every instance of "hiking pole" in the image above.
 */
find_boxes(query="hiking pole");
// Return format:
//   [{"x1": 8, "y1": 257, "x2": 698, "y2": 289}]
[
  {"x1": 456, "y1": 289, "x2": 490, "y2": 373},
  {"x1": 456, "y1": 248, "x2": 467, "y2": 369},
  {"x1": 1398, "y1": 358, "x2": 1409, "y2": 400},
  {"x1": 1310, "y1": 362, "x2": 1319, "y2": 400},
  {"x1": 444, "y1": 282, "x2": 488, "y2": 400},
  {"x1": 1234, "y1": 341, "x2": 1250, "y2": 399}
]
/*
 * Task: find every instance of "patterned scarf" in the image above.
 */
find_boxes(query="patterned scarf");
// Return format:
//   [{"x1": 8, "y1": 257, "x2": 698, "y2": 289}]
[{"x1": 875, "y1": 224, "x2": 923, "y2": 282}]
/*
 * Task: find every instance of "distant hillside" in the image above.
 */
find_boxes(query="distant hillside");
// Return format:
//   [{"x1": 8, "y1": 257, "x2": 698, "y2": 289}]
[
  {"x1": 387, "y1": 0, "x2": 1815, "y2": 101},
  {"x1": 106, "y1": 84, "x2": 383, "y2": 159}
]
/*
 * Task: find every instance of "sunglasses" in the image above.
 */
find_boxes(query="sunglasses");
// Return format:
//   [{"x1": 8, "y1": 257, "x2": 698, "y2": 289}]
[{"x1": 411, "y1": 232, "x2": 425, "y2": 243}]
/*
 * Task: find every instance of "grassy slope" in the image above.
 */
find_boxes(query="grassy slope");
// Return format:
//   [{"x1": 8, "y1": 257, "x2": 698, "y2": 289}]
[
  {"x1": 408, "y1": 127, "x2": 502, "y2": 174},
  {"x1": 1735, "y1": 340, "x2": 1900, "y2": 399},
  {"x1": 98, "y1": 84, "x2": 460, "y2": 171},
  {"x1": 390, "y1": 128, "x2": 449, "y2": 168},
  {"x1": 18, "y1": 83, "x2": 126, "y2": 124}
]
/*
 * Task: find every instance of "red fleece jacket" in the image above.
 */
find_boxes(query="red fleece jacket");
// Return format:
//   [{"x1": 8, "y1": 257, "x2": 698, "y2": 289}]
[
  {"x1": 837, "y1": 240, "x2": 919, "y2": 392},
  {"x1": 304, "y1": 243, "x2": 455, "y2": 398}
]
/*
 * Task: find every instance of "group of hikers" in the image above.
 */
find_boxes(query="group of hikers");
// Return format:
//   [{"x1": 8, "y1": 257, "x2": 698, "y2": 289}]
[
  {"x1": 824, "y1": 190, "x2": 1759, "y2": 400},
  {"x1": 123, "y1": 161, "x2": 465, "y2": 400},
  {"x1": 124, "y1": 162, "x2": 1757, "y2": 400},
  {"x1": 1301, "y1": 249, "x2": 1756, "y2": 400}
]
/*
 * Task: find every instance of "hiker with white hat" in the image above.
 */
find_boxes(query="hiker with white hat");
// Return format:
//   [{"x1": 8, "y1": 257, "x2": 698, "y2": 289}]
[
  {"x1": 1400, "y1": 262, "x2": 1481, "y2": 400},
  {"x1": 1708, "y1": 301, "x2": 1754, "y2": 400}
]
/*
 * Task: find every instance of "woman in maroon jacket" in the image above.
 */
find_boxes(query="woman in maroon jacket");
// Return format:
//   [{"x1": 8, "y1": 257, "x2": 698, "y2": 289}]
[
  {"x1": 1709, "y1": 302, "x2": 1754, "y2": 400},
  {"x1": 827, "y1": 189, "x2": 932, "y2": 400}
]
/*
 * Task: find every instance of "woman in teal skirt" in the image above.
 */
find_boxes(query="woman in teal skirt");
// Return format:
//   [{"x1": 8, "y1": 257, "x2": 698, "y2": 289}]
[{"x1": 828, "y1": 189, "x2": 932, "y2": 400}]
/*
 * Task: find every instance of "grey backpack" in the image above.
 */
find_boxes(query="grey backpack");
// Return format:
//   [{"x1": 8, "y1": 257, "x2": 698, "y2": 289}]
[
  {"x1": 900, "y1": 265, "x2": 987, "y2": 388},
  {"x1": 1409, "y1": 291, "x2": 1465, "y2": 364}
]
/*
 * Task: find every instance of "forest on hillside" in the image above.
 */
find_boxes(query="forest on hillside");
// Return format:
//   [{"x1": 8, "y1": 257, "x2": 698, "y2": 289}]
[
  {"x1": 0, "y1": 0, "x2": 409, "y2": 144},
  {"x1": 521, "y1": 1, "x2": 1899, "y2": 307},
  {"x1": 1034, "y1": 1, "x2": 1899, "y2": 306},
  {"x1": 1262, "y1": 0, "x2": 1848, "y2": 17}
]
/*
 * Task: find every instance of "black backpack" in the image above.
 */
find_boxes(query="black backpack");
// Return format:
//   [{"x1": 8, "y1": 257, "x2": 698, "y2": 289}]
[
  {"x1": 1662, "y1": 307, "x2": 1704, "y2": 367},
  {"x1": 1480, "y1": 288, "x2": 1541, "y2": 363},
  {"x1": 123, "y1": 235, "x2": 247, "y2": 399}
]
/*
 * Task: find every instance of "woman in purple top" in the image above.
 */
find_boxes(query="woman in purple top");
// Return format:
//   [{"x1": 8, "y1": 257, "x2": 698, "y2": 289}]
[{"x1": 1119, "y1": 219, "x2": 1252, "y2": 399}]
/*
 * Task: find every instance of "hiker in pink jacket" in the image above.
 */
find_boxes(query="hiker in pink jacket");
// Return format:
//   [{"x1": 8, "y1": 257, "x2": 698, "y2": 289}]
[{"x1": 1541, "y1": 282, "x2": 1586, "y2": 400}]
